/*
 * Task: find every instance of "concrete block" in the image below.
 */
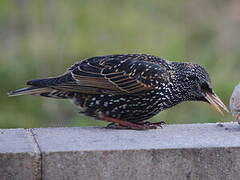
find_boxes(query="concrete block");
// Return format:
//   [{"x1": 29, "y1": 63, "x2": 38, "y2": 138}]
[
  {"x1": 0, "y1": 129, "x2": 41, "y2": 180},
  {"x1": 32, "y1": 123, "x2": 240, "y2": 180}
]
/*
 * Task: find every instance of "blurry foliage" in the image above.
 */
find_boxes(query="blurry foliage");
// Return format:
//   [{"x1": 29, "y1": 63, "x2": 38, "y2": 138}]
[{"x1": 1, "y1": 0, "x2": 240, "y2": 128}]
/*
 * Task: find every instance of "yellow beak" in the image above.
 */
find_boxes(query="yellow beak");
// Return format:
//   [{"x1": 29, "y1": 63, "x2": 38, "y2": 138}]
[{"x1": 205, "y1": 92, "x2": 229, "y2": 115}]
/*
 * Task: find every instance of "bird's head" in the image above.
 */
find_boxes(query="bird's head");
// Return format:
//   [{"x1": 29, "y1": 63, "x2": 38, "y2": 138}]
[{"x1": 175, "y1": 62, "x2": 229, "y2": 115}]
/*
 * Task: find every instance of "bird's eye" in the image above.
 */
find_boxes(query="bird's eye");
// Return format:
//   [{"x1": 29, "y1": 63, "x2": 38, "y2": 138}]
[
  {"x1": 200, "y1": 82, "x2": 212, "y2": 93},
  {"x1": 189, "y1": 74, "x2": 198, "y2": 81}
]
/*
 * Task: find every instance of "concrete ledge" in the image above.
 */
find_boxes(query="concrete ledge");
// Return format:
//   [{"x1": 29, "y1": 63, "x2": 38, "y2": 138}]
[
  {"x1": 0, "y1": 129, "x2": 41, "y2": 180},
  {"x1": 1, "y1": 123, "x2": 240, "y2": 180}
]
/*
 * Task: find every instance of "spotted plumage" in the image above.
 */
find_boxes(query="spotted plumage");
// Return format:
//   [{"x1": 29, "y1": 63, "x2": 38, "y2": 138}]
[{"x1": 8, "y1": 54, "x2": 228, "y2": 130}]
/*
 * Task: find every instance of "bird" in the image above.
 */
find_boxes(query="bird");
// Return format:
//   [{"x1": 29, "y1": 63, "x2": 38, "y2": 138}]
[
  {"x1": 8, "y1": 54, "x2": 229, "y2": 130},
  {"x1": 229, "y1": 83, "x2": 240, "y2": 123}
]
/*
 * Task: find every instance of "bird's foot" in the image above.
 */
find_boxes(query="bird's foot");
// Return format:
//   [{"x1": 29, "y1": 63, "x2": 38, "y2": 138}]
[
  {"x1": 106, "y1": 123, "x2": 130, "y2": 129},
  {"x1": 97, "y1": 113, "x2": 156, "y2": 130},
  {"x1": 106, "y1": 122, "x2": 163, "y2": 130},
  {"x1": 137, "y1": 121, "x2": 166, "y2": 129}
]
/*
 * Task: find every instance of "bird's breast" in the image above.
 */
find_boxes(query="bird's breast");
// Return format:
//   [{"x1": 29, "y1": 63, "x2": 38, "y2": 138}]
[{"x1": 73, "y1": 87, "x2": 185, "y2": 122}]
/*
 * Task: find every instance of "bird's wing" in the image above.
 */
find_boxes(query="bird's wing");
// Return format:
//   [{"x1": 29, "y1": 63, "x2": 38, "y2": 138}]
[{"x1": 55, "y1": 54, "x2": 171, "y2": 95}]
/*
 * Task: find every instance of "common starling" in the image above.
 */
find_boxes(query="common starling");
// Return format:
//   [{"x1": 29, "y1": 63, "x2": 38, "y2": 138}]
[
  {"x1": 8, "y1": 54, "x2": 229, "y2": 130},
  {"x1": 229, "y1": 83, "x2": 240, "y2": 123}
]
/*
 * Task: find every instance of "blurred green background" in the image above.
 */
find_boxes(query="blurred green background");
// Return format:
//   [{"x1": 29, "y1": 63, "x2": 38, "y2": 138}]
[{"x1": 1, "y1": 0, "x2": 240, "y2": 128}]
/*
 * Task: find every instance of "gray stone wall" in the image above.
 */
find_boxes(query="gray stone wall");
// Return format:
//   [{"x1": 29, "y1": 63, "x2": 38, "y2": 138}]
[{"x1": 1, "y1": 123, "x2": 240, "y2": 180}]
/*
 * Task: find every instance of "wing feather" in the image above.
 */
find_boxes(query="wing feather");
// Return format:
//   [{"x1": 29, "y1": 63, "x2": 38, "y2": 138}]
[{"x1": 44, "y1": 54, "x2": 170, "y2": 95}]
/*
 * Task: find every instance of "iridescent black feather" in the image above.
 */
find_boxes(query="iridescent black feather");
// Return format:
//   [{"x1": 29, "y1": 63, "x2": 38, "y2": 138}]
[{"x1": 9, "y1": 54, "x2": 217, "y2": 125}]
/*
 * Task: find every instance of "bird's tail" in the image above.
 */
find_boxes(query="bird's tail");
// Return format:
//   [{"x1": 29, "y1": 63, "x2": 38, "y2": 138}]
[
  {"x1": 8, "y1": 86, "x2": 52, "y2": 97},
  {"x1": 8, "y1": 74, "x2": 76, "y2": 98}
]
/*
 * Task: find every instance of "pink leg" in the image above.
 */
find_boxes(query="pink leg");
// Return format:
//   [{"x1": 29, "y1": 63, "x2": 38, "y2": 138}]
[{"x1": 97, "y1": 114, "x2": 157, "y2": 130}]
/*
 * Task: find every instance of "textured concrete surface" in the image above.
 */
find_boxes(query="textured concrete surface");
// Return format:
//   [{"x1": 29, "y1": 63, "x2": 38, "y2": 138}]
[
  {"x1": 31, "y1": 122, "x2": 240, "y2": 180},
  {"x1": 0, "y1": 129, "x2": 41, "y2": 180},
  {"x1": 1, "y1": 123, "x2": 240, "y2": 180},
  {"x1": 33, "y1": 123, "x2": 240, "y2": 152}
]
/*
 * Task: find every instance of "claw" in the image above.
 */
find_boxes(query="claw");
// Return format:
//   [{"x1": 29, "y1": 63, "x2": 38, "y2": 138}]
[
  {"x1": 106, "y1": 123, "x2": 130, "y2": 129},
  {"x1": 137, "y1": 121, "x2": 166, "y2": 128},
  {"x1": 98, "y1": 112, "x2": 165, "y2": 130}
]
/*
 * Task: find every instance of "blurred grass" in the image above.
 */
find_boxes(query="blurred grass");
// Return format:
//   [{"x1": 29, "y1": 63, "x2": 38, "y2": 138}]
[{"x1": 1, "y1": 0, "x2": 240, "y2": 128}]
